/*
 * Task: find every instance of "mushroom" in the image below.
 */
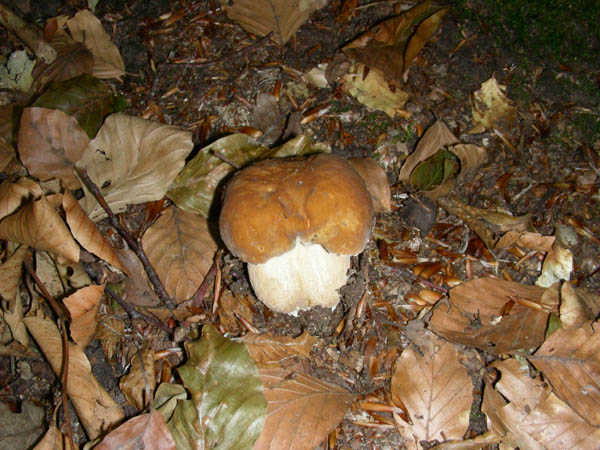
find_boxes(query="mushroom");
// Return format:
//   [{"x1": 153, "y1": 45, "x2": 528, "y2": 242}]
[{"x1": 219, "y1": 153, "x2": 374, "y2": 314}]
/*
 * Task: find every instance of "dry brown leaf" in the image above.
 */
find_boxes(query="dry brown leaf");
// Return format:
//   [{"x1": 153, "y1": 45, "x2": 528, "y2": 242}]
[
  {"x1": 23, "y1": 314, "x2": 124, "y2": 439},
  {"x1": 0, "y1": 195, "x2": 80, "y2": 262},
  {"x1": 243, "y1": 331, "x2": 318, "y2": 368},
  {"x1": 495, "y1": 230, "x2": 555, "y2": 252},
  {"x1": 341, "y1": 63, "x2": 410, "y2": 118},
  {"x1": 528, "y1": 320, "x2": 600, "y2": 427},
  {"x1": 391, "y1": 332, "x2": 471, "y2": 449},
  {"x1": 33, "y1": 423, "x2": 75, "y2": 450},
  {"x1": 254, "y1": 368, "x2": 354, "y2": 450},
  {"x1": 142, "y1": 207, "x2": 217, "y2": 303},
  {"x1": 0, "y1": 245, "x2": 26, "y2": 304},
  {"x1": 429, "y1": 278, "x2": 557, "y2": 354},
  {"x1": 348, "y1": 157, "x2": 392, "y2": 212},
  {"x1": 65, "y1": 10, "x2": 125, "y2": 79},
  {"x1": 118, "y1": 248, "x2": 161, "y2": 308},
  {"x1": 120, "y1": 345, "x2": 156, "y2": 411},
  {"x1": 471, "y1": 76, "x2": 517, "y2": 132},
  {"x1": 489, "y1": 359, "x2": 600, "y2": 449},
  {"x1": 218, "y1": 290, "x2": 257, "y2": 335},
  {"x1": 77, "y1": 113, "x2": 193, "y2": 221},
  {"x1": 343, "y1": 2, "x2": 446, "y2": 84},
  {"x1": 63, "y1": 284, "x2": 104, "y2": 348},
  {"x1": 63, "y1": 190, "x2": 127, "y2": 272},
  {"x1": 399, "y1": 120, "x2": 459, "y2": 183},
  {"x1": 96, "y1": 410, "x2": 175, "y2": 450},
  {"x1": 535, "y1": 241, "x2": 573, "y2": 288},
  {"x1": 18, "y1": 107, "x2": 89, "y2": 189},
  {"x1": 560, "y1": 283, "x2": 600, "y2": 329},
  {"x1": 220, "y1": 0, "x2": 327, "y2": 45},
  {"x1": 0, "y1": 178, "x2": 43, "y2": 220},
  {"x1": 450, "y1": 143, "x2": 488, "y2": 174},
  {"x1": 3, "y1": 289, "x2": 29, "y2": 347}
]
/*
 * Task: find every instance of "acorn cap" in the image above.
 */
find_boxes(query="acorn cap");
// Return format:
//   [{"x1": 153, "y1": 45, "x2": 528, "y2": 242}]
[{"x1": 219, "y1": 153, "x2": 374, "y2": 264}]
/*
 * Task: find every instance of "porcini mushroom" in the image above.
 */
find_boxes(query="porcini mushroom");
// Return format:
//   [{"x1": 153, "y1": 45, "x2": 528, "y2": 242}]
[{"x1": 219, "y1": 153, "x2": 374, "y2": 314}]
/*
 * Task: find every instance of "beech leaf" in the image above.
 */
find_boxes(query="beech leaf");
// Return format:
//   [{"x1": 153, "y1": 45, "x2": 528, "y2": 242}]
[
  {"x1": 23, "y1": 314, "x2": 124, "y2": 439},
  {"x1": 63, "y1": 284, "x2": 104, "y2": 348},
  {"x1": 18, "y1": 107, "x2": 89, "y2": 189},
  {"x1": 77, "y1": 113, "x2": 193, "y2": 221},
  {"x1": 168, "y1": 324, "x2": 267, "y2": 450},
  {"x1": 391, "y1": 332, "x2": 471, "y2": 448},
  {"x1": 142, "y1": 207, "x2": 217, "y2": 303},
  {"x1": 96, "y1": 410, "x2": 175, "y2": 450},
  {"x1": 220, "y1": 0, "x2": 327, "y2": 45},
  {"x1": 528, "y1": 321, "x2": 600, "y2": 427}
]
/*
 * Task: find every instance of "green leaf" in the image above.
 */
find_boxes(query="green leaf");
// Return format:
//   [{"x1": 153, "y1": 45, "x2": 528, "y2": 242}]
[
  {"x1": 167, "y1": 134, "x2": 316, "y2": 218},
  {"x1": 409, "y1": 148, "x2": 460, "y2": 191},
  {"x1": 168, "y1": 324, "x2": 267, "y2": 450},
  {"x1": 33, "y1": 74, "x2": 119, "y2": 138}
]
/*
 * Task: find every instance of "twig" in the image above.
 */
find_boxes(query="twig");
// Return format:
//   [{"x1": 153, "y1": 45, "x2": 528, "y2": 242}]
[
  {"x1": 104, "y1": 286, "x2": 172, "y2": 334},
  {"x1": 24, "y1": 255, "x2": 75, "y2": 450},
  {"x1": 163, "y1": 32, "x2": 274, "y2": 67},
  {"x1": 212, "y1": 151, "x2": 241, "y2": 169},
  {"x1": 76, "y1": 168, "x2": 176, "y2": 310}
]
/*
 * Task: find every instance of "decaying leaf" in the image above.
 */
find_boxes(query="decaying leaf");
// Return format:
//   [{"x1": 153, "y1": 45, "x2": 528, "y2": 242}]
[
  {"x1": 220, "y1": 0, "x2": 327, "y2": 45},
  {"x1": 0, "y1": 245, "x2": 27, "y2": 304},
  {"x1": 341, "y1": 64, "x2": 410, "y2": 118},
  {"x1": 0, "y1": 177, "x2": 43, "y2": 220},
  {"x1": 65, "y1": 9, "x2": 125, "y2": 79},
  {"x1": 23, "y1": 314, "x2": 124, "y2": 439},
  {"x1": 429, "y1": 278, "x2": 558, "y2": 354},
  {"x1": 535, "y1": 240, "x2": 573, "y2": 288},
  {"x1": 63, "y1": 284, "x2": 104, "y2": 348},
  {"x1": 343, "y1": 1, "x2": 447, "y2": 85},
  {"x1": 96, "y1": 410, "x2": 175, "y2": 450},
  {"x1": 77, "y1": 113, "x2": 193, "y2": 221},
  {"x1": 391, "y1": 331, "x2": 471, "y2": 449},
  {"x1": 142, "y1": 207, "x2": 217, "y2": 303},
  {"x1": 33, "y1": 74, "x2": 122, "y2": 139},
  {"x1": 243, "y1": 331, "x2": 318, "y2": 367},
  {"x1": 0, "y1": 195, "x2": 80, "y2": 262},
  {"x1": 63, "y1": 190, "x2": 127, "y2": 272},
  {"x1": 495, "y1": 230, "x2": 555, "y2": 253},
  {"x1": 168, "y1": 133, "x2": 315, "y2": 217},
  {"x1": 18, "y1": 107, "x2": 89, "y2": 189},
  {"x1": 167, "y1": 324, "x2": 266, "y2": 450},
  {"x1": 120, "y1": 345, "x2": 156, "y2": 411},
  {"x1": 0, "y1": 50, "x2": 35, "y2": 91},
  {"x1": 471, "y1": 76, "x2": 517, "y2": 132},
  {"x1": 528, "y1": 321, "x2": 600, "y2": 427},
  {"x1": 485, "y1": 359, "x2": 600, "y2": 448},
  {"x1": 560, "y1": 283, "x2": 600, "y2": 329}
]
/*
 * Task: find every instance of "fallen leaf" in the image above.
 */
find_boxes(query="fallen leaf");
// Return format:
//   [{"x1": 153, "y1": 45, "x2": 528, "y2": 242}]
[
  {"x1": 343, "y1": 2, "x2": 447, "y2": 85},
  {"x1": 167, "y1": 324, "x2": 267, "y2": 450},
  {"x1": 391, "y1": 332, "x2": 471, "y2": 449},
  {"x1": 243, "y1": 331, "x2": 318, "y2": 367},
  {"x1": 220, "y1": 0, "x2": 327, "y2": 45},
  {"x1": 96, "y1": 410, "x2": 175, "y2": 450},
  {"x1": 0, "y1": 50, "x2": 35, "y2": 91},
  {"x1": 3, "y1": 288, "x2": 29, "y2": 347},
  {"x1": 471, "y1": 76, "x2": 517, "y2": 132},
  {"x1": 63, "y1": 284, "x2": 104, "y2": 348},
  {"x1": 535, "y1": 241, "x2": 573, "y2": 288},
  {"x1": 33, "y1": 423, "x2": 73, "y2": 450},
  {"x1": 528, "y1": 320, "x2": 600, "y2": 427},
  {"x1": 77, "y1": 113, "x2": 193, "y2": 221},
  {"x1": 0, "y1": 177, "x2": 43, "y2": 220},
  {"x1": 0, "y1": 401, "x2": 45, "y2": 450},
  {"x1": 488, "y1": 359, "x2": 600, "y2": 448},
  {"x1": 559, "y1": 283, "x2": 600, "y2": 329},
  {"x1": 341, "y1": 64, "x2": 410, "y2": 117},
  {"x1": 254, "y1": 368, "x2": 354, "y2": 450},
  {"x1": 142, "y1": 207, "x2": 217, "y2": 303},
  {"x1": 63, "y1": 190, "x2": 127, "y2": 272},
  {"x1": 66, "y1": 9, "x2": 125, "y2": 79},
  {"x1": 0, "y1": 245, "x2": 27, "y2": 304},
  {"x1": 120, "y1": 345, "x2": 156, "y2": 411},
  {"x1": 18, "y1": 107, "x2": 89, "y2": 189},
  {"x1": 0, "y1": 195, "x2": 80, "y2": 262},
  {"x1": 429, "y1": 278, "x2": 557, "y2": 354},
  {"x1": 33, "y1": 74, "x2": 122, "y2": 139},
  {"x1": 24, "y1": 314, "x2": 124, "y2": 439},
  {"x1": 495, "y1": 231, "x2": 555, "y2": 253}
]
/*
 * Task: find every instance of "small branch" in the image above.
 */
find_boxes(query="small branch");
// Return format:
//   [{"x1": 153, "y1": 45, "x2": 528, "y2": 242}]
[
  {"x1": 76, "y1": 168, "x2": 176, "y2": 310},
  {"x1": 104, "y1": 286, "x2": 172, "y2": 334},
  {"x1": 24, "y1": 255, "x2": 75, "y2": 450},
  {"x1": 212, "y1": 151, "x2": 240, "y2": 169}
]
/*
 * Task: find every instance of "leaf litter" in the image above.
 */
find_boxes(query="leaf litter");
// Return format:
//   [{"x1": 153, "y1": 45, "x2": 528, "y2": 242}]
[{"x1": 0, "y1": 1, "x2": 599, "y2": 449}]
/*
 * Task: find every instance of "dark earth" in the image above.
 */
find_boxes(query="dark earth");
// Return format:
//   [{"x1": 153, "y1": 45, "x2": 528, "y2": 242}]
[{"x1": 1, "y1": 0, "x2": 599, "y2": 448}]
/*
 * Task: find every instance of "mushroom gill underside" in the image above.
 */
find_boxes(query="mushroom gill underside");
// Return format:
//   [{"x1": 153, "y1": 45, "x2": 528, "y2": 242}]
[{"x1": 247, "y1": 240, "x2": 351, "y2": 314}]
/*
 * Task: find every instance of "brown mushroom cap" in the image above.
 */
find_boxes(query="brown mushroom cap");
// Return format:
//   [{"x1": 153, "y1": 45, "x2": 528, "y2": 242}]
[
  {"x1": 219, "y1": 153, "x2": 374, "y2": 264},
  {"x1": 348, "y1": 157, "x2": 392, "y2": 213}
]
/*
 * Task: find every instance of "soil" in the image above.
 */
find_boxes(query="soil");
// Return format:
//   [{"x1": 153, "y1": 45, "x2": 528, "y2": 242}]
[{"x1": 2, "y1": 0, "x2": 599, "y2": 448}]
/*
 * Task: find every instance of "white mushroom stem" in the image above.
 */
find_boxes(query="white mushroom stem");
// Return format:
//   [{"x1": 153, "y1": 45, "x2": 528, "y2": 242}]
[{"x1": 247, "y1": 240, "x2": 351, "y2": 314}]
